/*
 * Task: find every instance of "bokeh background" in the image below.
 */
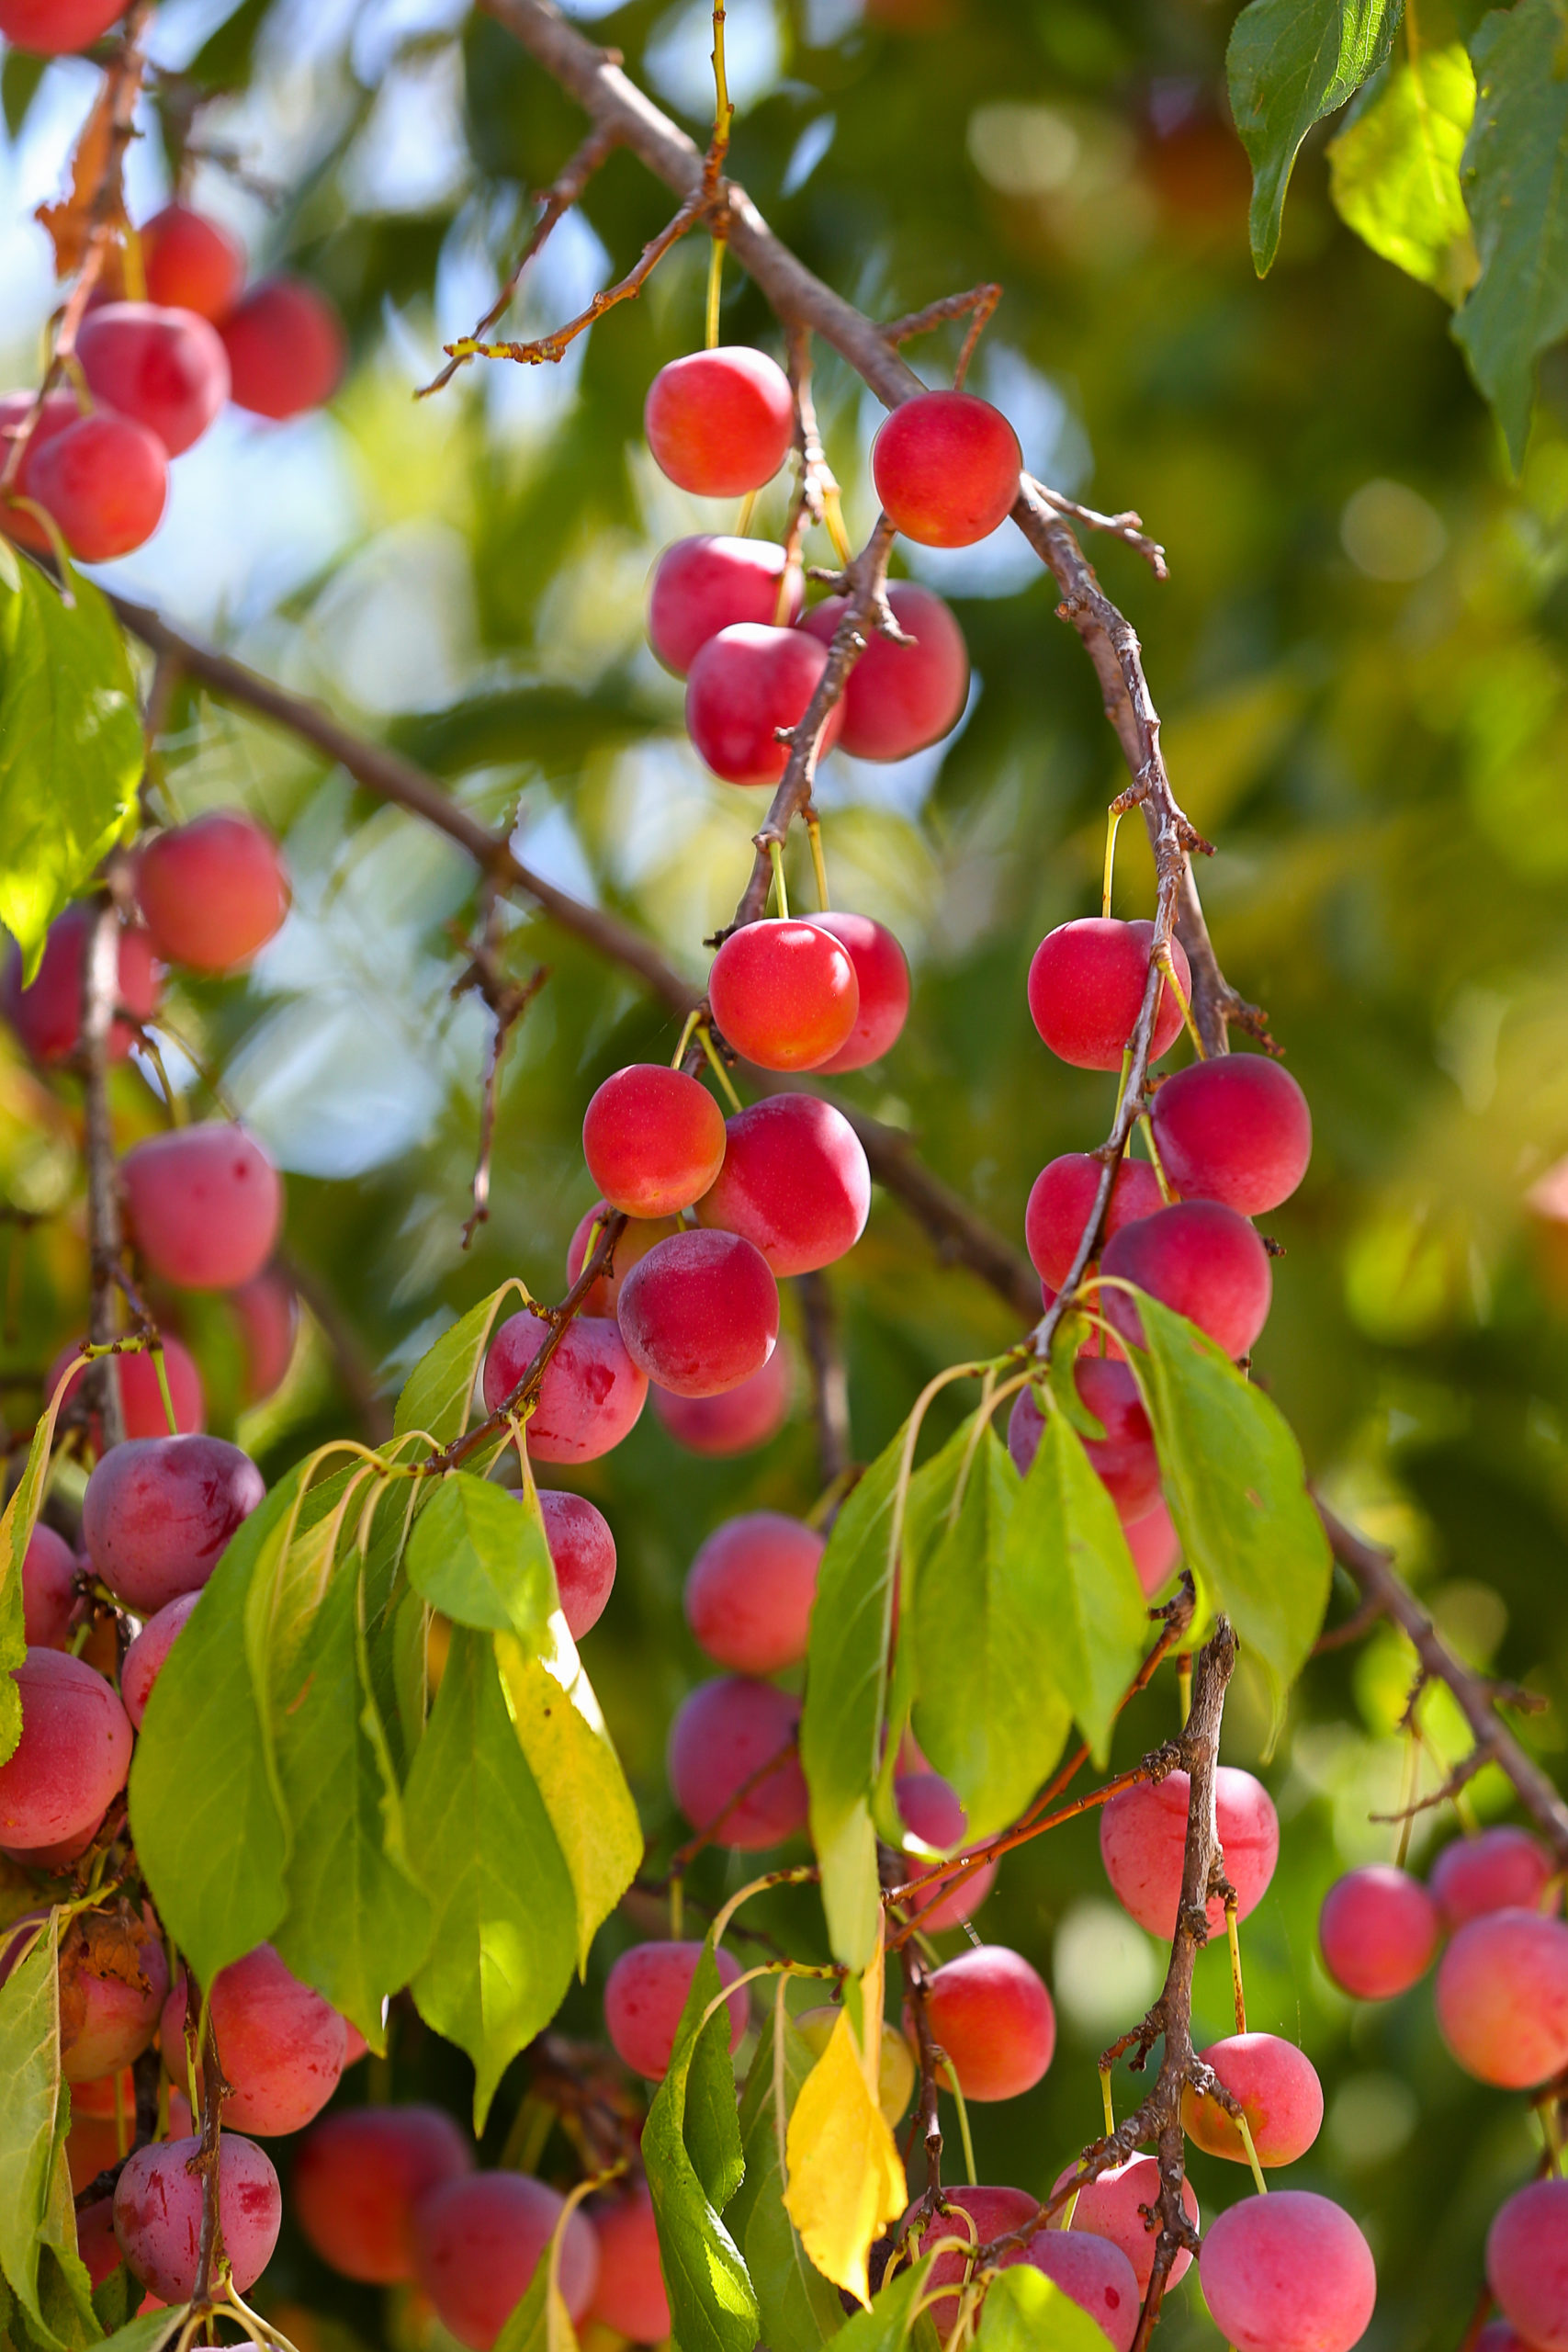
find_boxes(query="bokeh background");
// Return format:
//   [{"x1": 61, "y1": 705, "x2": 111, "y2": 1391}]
[{"x1": 3, "y1": 0, "x2": 1566, "y2": 2342}]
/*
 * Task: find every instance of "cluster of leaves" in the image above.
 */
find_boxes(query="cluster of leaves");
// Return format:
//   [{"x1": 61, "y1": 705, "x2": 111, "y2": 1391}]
[{"x1": 1232, "y1": 0, "x2": 1568, "y2": 466}]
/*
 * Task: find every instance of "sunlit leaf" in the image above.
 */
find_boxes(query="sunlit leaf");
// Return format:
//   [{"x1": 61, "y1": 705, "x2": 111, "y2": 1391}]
[
  {"x1": 1328, "y1": 42, "x2": 1477, "y2": 301},
  {"x1": 976, "y1": 2264, "x2": 1113, "y2": 2352},
  {"x1": 406, "y1": 1469, "x2": 555, "y2": 1641},
  {"x1": 0, "y1": 1917, "x2": 98, "y2": 2350},
  {"x1": 784, "y1": 1962, "x2": 907, "y2": 2309},
  {"x1": 644, "y1": 1939, "x2": 761, "y2": 2352}
]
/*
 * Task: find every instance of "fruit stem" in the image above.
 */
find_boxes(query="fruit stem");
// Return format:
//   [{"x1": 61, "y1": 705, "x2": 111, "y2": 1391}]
[
  {"x1": 769, "y1": 838, "x2": 790, "y2": 919},
  {"x1": 670, "y1": 1874, "x2": 684, "y2": 1939},
  {"x1": 705, "y1": 232, "x2": 725, "y2": 350},
  {"x1": 948, "y1": 2068, "x2": 978, "y2": 2187},
  {"x1": 1137, "y1": 1112, "x2": 1175, "y2": 1203},
  {"x1": 1237, "y1": 2112, "x2": 1268, "y2": 2197},
  {"x1": 806, "y1": 811, "x2": 830, "y2": 912},
  {"x1": 152, "y1": 1341, "x2": 178, "y2": 1436},
  {"x1": 1099, "y1": 2062, "x2": 1115, "y2": 2134},
  {"x1": 695, "y1": 1018, "x2": 744, "y2": 1114},
  {"x1": 1157, "y1": 946, "x2": 1206, "y2": 1063},
  {"x1": 671, "y1": 1006, "x2": 703, "y2": 1068},
  {"x1": 1101, "y1": 806, "x2": 1122, "y2": 918},
  {"x1": 1177, "y1": 1652, "x2": 1191, "y2": 1725},
  {"x1": 1225, "y1": 1897, "x2": 1247, "y2": 2035},
  {"x1": 736, "y1": 488, "x2": 758, "y2": 536}
]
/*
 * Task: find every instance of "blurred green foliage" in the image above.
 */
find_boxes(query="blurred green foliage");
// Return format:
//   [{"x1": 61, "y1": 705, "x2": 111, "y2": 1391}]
[{"x1": 5, "y1": 0, "x2": 1568, "y2": 2340}]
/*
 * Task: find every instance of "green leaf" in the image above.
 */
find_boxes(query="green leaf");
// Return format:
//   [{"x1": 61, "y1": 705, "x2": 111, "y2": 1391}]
[
  {"x1": 829, "y1": 2257, "x2": 933, "y2": 2352},
  {"x1": 1453, "y1": 0, "x2": 1568, "y2": 469},
  {"x1": 87, "y1": 2267, "x2": 135, "y2": 2341},
  {"x1": 801, "y1": 1427, "x2": 907, "y2": 1970},
  {"x1": 910, "y1": 1424, "x2": 1071, "y2": 1838},
  {"x1": 0, "y1": 565, "x2": 140, "y2": 981},
  {"x1": 402, "y1": 1627, "x2": 577, "y2": 2131},
  {"x1": 394, "y1": 1284, "x2": 525, "y2": 1449},
  {"x1": 685, "y1": 1993, "x2": 746, "y2": 2220},
  {"x1": 1327, "y1": 41, "x2": 1477, "y2": 300},
  {"x1": 0, "y1": 1917, "x2": 98, "y2": 2350},
  {"x1": 406, "y1": 1472, "x2": 555, "y2": 1643},
  {"x1": 130, "y1": 1487, "x2": 298, "y2": 1988},
  {"x1": 491, "y1": 2257, "x2": 550, "y2": 2352},
  {"x1": 728, "y1": 2005, "x2": 843, "y2": 2352},
  {"x1": 1227, "y1": 0, "x2": 1399, "y2": 272},
  {"x1": 1134, "y1": 1295, "x2": 1332, "y2": 1724},
  {"x1": 495, "y1": 1622, "x2": 641, "y2": 1976},
  {"x1": 644, "y1": 1942, "x2": 761, "y2": 2352},
  {"x1": 0, "y1": 1355, "x2": 73, "y2": 1768},
  {"x1": 268, "y1": 1557, "x2": 433, "y2": 2052},
  {"x1": 89, "y1": 2315, "x2": 187, "y2": 2352},
  {"x1": 1001, "y1": 1406, "x2": 1147, "y2": 1766},
  {"x1": 1, "y1": 51, "x2": 47, "y2": 140},
  {"x1": 975, "y1": 2265, "x2": 1113, "y2": 2352}
]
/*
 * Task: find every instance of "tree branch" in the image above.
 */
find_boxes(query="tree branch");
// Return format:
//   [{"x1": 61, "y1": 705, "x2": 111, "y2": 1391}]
[
  {"x1": 1316, "y1": 1498, "x2": 1568, "y2": 1859},
  {"x1": 796, "y1": 1268, "x2": 851, "y2": 1489},
  {"x1": 79, "y1": 896, "x2": 126, "y2": 1452}
]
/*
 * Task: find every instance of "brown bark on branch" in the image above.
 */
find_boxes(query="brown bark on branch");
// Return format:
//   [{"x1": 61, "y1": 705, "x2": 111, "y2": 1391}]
[
  {"x1": 80, "y1": 897, "x2": 126, "y2": 1452},
  {"x1": 1317, "y1": 1498, "x2": 1568, "y2": 1859}
]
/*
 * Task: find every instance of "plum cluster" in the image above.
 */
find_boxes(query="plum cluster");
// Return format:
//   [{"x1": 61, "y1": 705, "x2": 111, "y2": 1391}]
[
  {"x1": 0, "y1": 49, "x2": 345, "y2": 573},
  {"x1": 1012, "y1": 914, "x2": 1313, "y2": 1588},
  {"x1": 644, "y1": 347, "x2": 1007, "y2": 780},
  {"x1": 4, "y1": 811, "x2": 294, "y2": 1430},
  {"x1": 1317, "y1": 1826, "x2": 1568, "y2": 2344}
]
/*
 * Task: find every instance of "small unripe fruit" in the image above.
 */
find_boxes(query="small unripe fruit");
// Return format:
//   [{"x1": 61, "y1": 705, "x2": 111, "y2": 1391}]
[
  {"x1": 645, "y1": 346, "x2": 795, "y2": 496},
  {"x1": 1435, "y1": 1907, "x2": 1568, "y2": 2086},
  {"x1": 872, "y1": 390, "x2": 1021, "y2": 547}
]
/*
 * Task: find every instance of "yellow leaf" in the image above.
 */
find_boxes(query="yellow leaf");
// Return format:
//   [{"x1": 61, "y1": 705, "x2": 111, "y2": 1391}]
[{"x1": 784, "y1": 1969, "x2": 908, "y2": 2307}]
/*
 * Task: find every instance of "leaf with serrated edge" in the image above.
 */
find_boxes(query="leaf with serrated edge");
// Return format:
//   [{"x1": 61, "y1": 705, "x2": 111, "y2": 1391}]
[
  {"x1": 1453, "y1": 0, "x2": 1568, "y2": 469},
  {"x1": 402, "y1": 1627, "x2": 576, "y2": 2130},
  {"x1": 801, "y1": 1427, "x2": 906, "y2": 1969},
  {"x1": 829, "y1": 2257, "x2": 934, "y2": 2352},
  {"x1": 1001, "y1": 1405, "x2": 1146, "y2": 1766},
  {"x1": 0, "y1": 564, "x2": 141, "y2": 979},
  {"x1": 394, "y1": 1282, "x2": 529, "y2": 1449},
  {"x1": 496, "y1": 1622, "x2": 640, "y2": 1974},
  {"x1": 130, "y1": 1483, "x2": 299, "y2": 1988},
  {"x1": 269, "y1": 1556, "x2": 432, "y2": 2052},
  {"x1": 1327, "y1": 43, "x2": 1477, "y2": 301},
  {"x1": 0, "y1": 1350, "x2": 81, "y2": 1766},
  {"x1": 975, "y1": 2264, "x2": 1113, "y2": 2352},
  {"x1": 909, "y1": 1424, "x2": 1070, "y2": 1838},
  {"x1": 406, "y1": 1472, "x2": 555, "y2": 1643},
  {"x1": 728, "y1": 2002, "x2": 842, "y2": 2352},
  {"x1": 0, "y1": 1916, "x2": 98, "y2": 2349},
  {"x1": 784, "y1": 1945, "x2": 907, "y2": 2310},
  {"x1": 1227, "y1": 0, "x2": 1398, "y2": 273},
  {"x1": 1133, "y1": 1293, "x2": 1331, "y2": 1728},
  {"x1": 644, "y1": 1939, "x2": 761, "y2": 2352}
]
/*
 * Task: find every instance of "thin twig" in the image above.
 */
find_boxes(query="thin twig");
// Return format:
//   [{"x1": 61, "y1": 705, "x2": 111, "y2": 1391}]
[
  {"x1": 441, "y1": 187, "x2": 707, "y2": 370},
  {"x1": 418, "y1": 122, "x2": 619, "y2": 396},
  {"x1": 80, "y1": 896, "x2": 126, "y2": 1452},
  {"x1": 880, "y1": 281, "x2": 1000, "y2": 391},
  {"x1": 189, "y1": 1978, "x2": 231, "y2": 2304},
  {"x1": 1318, "y1": 1498, "x2": 1568, "y2": 1858},
  {"x1": 448, "y1": 899, "x2": 549, "y2": 1249}
]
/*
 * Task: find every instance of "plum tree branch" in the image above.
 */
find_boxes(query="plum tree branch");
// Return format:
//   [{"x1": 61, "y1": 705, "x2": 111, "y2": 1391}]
[{"x1": 1316, "y1": 1498, "x2": 1568, "y2": 1860}]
